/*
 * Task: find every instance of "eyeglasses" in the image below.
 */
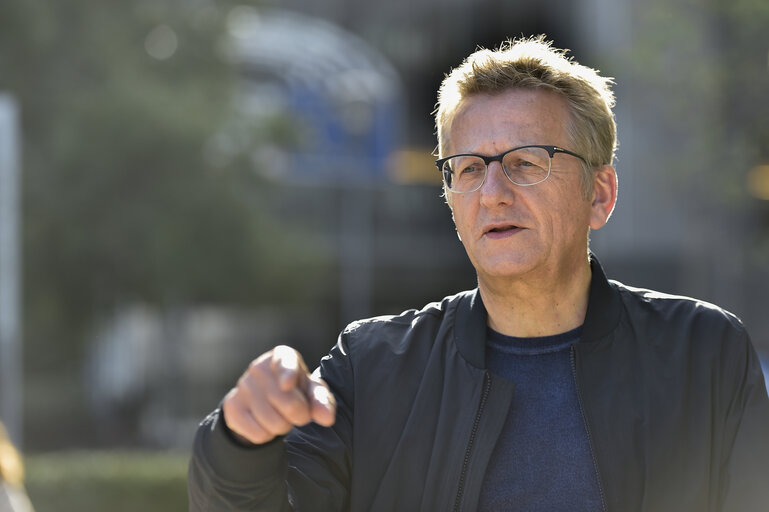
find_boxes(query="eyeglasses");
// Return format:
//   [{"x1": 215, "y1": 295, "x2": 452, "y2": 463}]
[{"x1": 435, "y1": 144, "x2": 588, "y2": 193}]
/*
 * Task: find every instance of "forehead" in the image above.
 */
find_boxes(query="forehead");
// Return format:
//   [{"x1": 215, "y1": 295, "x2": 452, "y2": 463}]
[{"x1": 447, "y1": 89, "x2": 571, "y2": 154}]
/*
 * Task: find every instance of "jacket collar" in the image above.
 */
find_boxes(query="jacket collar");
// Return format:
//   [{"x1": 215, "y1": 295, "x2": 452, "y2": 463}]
[
  {"x1": 581, "y1": 255, "x2": 622, "y2": 344},
  {"x1": 454, "y1": 254, "x2": 621, "y2": 368}
]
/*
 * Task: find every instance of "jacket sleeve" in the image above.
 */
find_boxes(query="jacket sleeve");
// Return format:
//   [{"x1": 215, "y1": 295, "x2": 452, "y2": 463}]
[
  {"x1": 719, "y1": 329, "x2": 769, "y2": 512},
  {"x1": 187, "y1": 335, "x2": 354, "y2": 512},
  {"x1": 188, "y1": 408, "x2": 292, "y2": 511}
]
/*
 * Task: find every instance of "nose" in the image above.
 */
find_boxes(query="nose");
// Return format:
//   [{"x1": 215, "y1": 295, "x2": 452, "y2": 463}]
[{"x1": 479, "y1": 160, "x2": 515, "y2": 206}]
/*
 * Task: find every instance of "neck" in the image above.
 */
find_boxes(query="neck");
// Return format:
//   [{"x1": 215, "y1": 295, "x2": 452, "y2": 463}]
[{"x1": 479, "y1": 257, "x2": 592, "y2": 338}]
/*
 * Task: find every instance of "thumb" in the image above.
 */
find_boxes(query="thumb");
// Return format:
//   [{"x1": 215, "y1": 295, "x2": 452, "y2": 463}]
[{"x1": 307, "y1": 375, "x2": 337, "y2": 427}]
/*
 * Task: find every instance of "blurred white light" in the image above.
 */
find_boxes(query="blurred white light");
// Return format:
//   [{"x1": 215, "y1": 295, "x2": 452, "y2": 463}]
[
  {"x1": 145, "y1": 24, "x2": 178, "y2": 60},
  {"x1": 227, "y1": 5, "x2": 261, "y2": 39}
]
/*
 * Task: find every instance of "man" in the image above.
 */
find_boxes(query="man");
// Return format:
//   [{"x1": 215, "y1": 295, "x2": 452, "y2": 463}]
[{"x1": 189, "y1": 36, "x2": 769, "y2": 511}]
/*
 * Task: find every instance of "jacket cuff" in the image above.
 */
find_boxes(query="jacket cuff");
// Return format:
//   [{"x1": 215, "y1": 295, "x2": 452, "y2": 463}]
[{"x1": 197, "y1": 407, "x2": 286, "y2": 484}]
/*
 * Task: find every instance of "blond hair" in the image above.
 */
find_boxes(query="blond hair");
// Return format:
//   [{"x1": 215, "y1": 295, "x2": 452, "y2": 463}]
[{"x1": 435, "y1": 36, "x2": 616, "y2": 196}]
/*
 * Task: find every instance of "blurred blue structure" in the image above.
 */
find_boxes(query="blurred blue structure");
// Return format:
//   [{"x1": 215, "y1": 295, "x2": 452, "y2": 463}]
[
  {"x1": 224, "y1": 7, "x2": 401, "y2": 183},
  {"x1": 221, "y1": 7, "x2": 404, "y2": 325}
]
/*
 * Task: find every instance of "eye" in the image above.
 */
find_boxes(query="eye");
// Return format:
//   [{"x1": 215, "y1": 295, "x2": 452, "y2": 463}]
[
  {"x1": 504, "y1": 148, "x2": 549, "y2": 172},
  {"x1": 459, "y1": 161, "x2": 485, "y2": 175},
  {"x1": 507, "y1": 157, "x2": 544, "y2": 172},
  {"x1": 446, "y1": 156, "x2": 484, "y2": 175}
]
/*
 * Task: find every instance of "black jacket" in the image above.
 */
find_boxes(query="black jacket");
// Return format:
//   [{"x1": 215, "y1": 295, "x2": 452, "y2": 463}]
[{"x1": 189, "y1": 259, "x2": 769, "y2": 511}]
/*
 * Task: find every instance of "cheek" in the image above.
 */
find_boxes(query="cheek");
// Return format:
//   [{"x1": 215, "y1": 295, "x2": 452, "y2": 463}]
[
  {"x1": 558, "y1": 201, "x2": 593, "y2": 237},
  {"x1": 451, "y1": 203, "x2": 477, "y2": 242},
  {"x1": 452, "y1": 210, "x2": 469, "y2": 236},
  {"x1": 449, "y1": 196, "x2": 468, "y2": 221},
  {"x1": 537, "y1": 187, "x2": 589, "y2": 235}
]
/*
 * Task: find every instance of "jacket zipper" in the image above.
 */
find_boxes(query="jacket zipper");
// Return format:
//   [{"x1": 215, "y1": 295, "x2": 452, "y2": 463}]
[
  {"x1": 571, "y1": 346, "x2": 608, "y2": 512},
  {"x1": 453, "y1": 371, "x2": 492, "y2": 512}
]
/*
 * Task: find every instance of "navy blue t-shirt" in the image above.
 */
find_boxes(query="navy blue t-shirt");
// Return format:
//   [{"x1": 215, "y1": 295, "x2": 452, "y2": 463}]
[{"x1": 477, "y1": 326, "x2": 603, "y2": 511}]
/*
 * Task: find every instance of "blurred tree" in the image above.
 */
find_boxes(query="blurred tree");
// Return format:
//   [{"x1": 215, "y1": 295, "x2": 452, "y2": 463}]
[{"x1": 0, "y1": 0, "x2": 332, "y2": 448}]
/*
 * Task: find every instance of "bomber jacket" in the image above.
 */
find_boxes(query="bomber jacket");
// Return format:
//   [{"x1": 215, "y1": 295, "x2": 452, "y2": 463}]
[{"x1": 188, "y1": 259, "x2": 769, "y2": 511}]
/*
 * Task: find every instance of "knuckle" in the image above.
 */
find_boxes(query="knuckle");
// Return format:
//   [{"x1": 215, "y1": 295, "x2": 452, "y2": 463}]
[
  {"x1": 262, "y1": 414, "x2": 292, "y2": 435},
  {"x1": 221, "y1": 395, "x2": 236, "y2": 415},
  {"x1": 223, "y1": 388, "x2": 247, "y2": 413},
  {"x1": 241, "y1": 365, "x2": 274, "y2": 392},
  {"x1": 223, "y1": 410, "x2": 249, "y2": 436},
  {"x1": 247, "y1": 357, "x2": 268, "y2": 374}
]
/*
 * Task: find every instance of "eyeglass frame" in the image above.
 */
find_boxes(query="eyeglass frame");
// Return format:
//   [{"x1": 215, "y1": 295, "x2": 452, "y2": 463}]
[{"x1": 435, "y1": 144, "x2": 589, "y2": 193}]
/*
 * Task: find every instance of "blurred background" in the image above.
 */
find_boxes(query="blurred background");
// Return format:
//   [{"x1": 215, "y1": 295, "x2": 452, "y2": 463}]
[{"x1": 0, "y1": 0, "x2": 768, "y2": 509}]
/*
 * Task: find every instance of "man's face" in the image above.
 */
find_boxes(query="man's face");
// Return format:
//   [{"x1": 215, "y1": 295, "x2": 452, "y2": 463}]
[{"x1": 446, "y1": 88, "x2": 604, "y2": 285}]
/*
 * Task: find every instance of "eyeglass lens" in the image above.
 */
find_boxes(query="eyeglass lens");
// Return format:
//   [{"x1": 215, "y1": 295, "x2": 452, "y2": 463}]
[{"x1": 442, "y1": 146, "x2": 552, "y2": 192}]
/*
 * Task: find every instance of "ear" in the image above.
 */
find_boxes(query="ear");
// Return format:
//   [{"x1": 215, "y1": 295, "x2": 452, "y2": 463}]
[{"x1": 588, "y1": 165, "x2": 617, "y2": 230}]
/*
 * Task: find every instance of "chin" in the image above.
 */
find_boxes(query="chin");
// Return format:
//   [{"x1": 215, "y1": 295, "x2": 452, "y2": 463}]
[{"x1": 477, "y1": 258, "x2": 540, "y2": 281}]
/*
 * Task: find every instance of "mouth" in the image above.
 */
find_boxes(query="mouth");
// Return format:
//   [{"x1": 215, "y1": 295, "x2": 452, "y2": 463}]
[{"x1": 483, "y1": 223, "x2": 523, "y2": 238}]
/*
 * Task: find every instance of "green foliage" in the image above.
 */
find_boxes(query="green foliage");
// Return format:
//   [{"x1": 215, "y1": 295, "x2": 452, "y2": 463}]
[{"x1": 24, "y1": 451, "x2": 188, "y2": 512}]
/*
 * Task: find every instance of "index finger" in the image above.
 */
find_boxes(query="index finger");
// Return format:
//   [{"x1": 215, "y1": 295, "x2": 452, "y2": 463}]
[{"x1": 271, "y1": 345, "x2": 310, "y2": 392}]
